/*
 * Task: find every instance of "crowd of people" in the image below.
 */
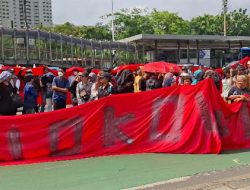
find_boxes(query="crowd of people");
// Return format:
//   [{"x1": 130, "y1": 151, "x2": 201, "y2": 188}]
[{"x1": 0, "y1": 61, "x2": 250, "y2": 116}]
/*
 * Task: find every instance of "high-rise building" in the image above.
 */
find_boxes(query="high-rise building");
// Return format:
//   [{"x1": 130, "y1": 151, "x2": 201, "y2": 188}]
[{"x1": 0, "y1": 0, "x2": 52, "y2": 29}]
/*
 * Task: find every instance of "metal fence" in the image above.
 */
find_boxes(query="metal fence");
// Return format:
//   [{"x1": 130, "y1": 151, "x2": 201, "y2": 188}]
[{"x1": 0, "y1": 28, "x2": 138, "y2": 68}]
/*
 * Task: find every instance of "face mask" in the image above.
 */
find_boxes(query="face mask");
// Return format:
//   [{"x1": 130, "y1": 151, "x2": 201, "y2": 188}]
[{"x1": 58, "y1": 72, "x2": 64, "y2": 77}]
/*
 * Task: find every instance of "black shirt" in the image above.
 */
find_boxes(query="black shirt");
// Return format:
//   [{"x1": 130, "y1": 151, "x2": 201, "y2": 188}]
[
  {"x1": 228, "y1": 86, "x2": 250, "y2": 97},
  {"x1": 0, "y1": 83, "x2": 16, "y2": 115}
]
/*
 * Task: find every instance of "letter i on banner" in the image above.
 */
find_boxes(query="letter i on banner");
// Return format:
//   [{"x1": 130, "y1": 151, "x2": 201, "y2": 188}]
[{"x1": 8, "y1": 127, "x2": 23, "y2": 160}]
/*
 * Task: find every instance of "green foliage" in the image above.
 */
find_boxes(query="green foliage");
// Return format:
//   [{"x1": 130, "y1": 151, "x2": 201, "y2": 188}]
[
  {"x1": 226, "y1": 8, "x2": 250, "y2": 36},
  {"x1": 190, "y1": 14, "x2": 223, "y2": 35},
  {"x1": 110, "y1": 8, "x2": 154, "y2": 39},
  {"x1": 36, "y1": 22, "x2": 112, "y2": 40},
  {"x1": 150, "y1": 9, "x2": 190, "y2": 35},
  {"x1": 36, "y1": 8, "x2": 250, "y2": 40}
]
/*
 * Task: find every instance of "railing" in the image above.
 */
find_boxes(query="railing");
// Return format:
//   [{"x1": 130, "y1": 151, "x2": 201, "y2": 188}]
[{"x1": 0, "y1": 27, "x2": 138, "y2": 68}]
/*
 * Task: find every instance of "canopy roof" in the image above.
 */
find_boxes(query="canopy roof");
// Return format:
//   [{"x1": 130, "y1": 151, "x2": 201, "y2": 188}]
[{"x1": 120, "y1": 34, "x2": 250, "y2": 50}]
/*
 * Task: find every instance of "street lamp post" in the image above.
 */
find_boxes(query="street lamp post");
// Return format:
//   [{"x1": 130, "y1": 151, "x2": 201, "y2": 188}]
[
  {"x1": 23, "y1": 0, "x2": 29, "y2": 29},
  {"x1": 111, "y1": 0, "x2": 115, "y2": 41},
  {"x1": 223, "y1": 0, "x2": 228, "y2": 36}
]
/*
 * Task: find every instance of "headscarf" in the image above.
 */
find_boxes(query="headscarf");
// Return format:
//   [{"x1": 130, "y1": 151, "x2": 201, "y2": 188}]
[
  {"x1": 204, "y1": 70, "x2": 221, "y2": 89},
  {"x1": 89, "y1": 72, "x2": 97, "y2": 83},
  {"x1": 162, "y1": 72, "x2": 174, "y2": 87},
  {"x1": 0, "y1": 71, "x2": 11, "y2": 81},
  {"x1": 116, "y1": 70, "x2": 134, "y2": 86}
]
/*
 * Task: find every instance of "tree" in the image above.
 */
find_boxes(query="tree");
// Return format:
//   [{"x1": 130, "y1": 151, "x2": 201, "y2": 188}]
[
  {"x1": 36, "y1": 22, "x2": 112, "y2": 40},
  {"x1": 79, "y1": 24, "x2": 112, "y2": 40},
  {"x1": 36, "y1": 7, "x2": 250, "y2": 40},
  {"x1": 149, "y1": 10, "x2": 190, "y2": 35},
  {"x1": 190, "y1": 14, "x2": 223, "y2": 35},
  {"x1": 103, "y1": 7, "x2": 154, "y2": 40},
  {"x1": 226, "y1": 8, "x2": 250, "y2": 36}
]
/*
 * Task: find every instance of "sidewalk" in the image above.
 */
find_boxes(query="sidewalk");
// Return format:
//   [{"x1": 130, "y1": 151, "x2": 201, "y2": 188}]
[{"x1": 126, "y1": 165, "x2": 250, "y2": 190}]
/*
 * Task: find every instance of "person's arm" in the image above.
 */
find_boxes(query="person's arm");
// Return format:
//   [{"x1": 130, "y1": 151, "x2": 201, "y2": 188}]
[
  {"x1": 52, "y1": 86, "x2": 68, "y2": 93},
  {"x1": 52, "y1": 78, "x2": 68, "y2": 93},
  {"x1": 228, "y1": 95, "x2": 242, "y2": 101},
  {"x1": 233, "y1": 95, "x2": 250, "y2": 102},
  {"x1": 229, "y1": 68, "x2": 234, "y2": 86},
  {"x1": 40, "y1": 79, "x2": 44, "y2": 88}
]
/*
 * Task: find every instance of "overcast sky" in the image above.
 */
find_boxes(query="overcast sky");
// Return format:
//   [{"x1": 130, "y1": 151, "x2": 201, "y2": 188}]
[{"x1": 52, "y1": 0, "x2": 250, "y2": 26}]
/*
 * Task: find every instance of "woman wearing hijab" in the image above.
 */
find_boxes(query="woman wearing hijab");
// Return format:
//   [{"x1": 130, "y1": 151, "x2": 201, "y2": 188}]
[
  {"x1": 116, "y1": 70, "x2": 134, "y2": 94},
  {"x1": 0, "y1": 71, "x2": 17, "y2": 115}
]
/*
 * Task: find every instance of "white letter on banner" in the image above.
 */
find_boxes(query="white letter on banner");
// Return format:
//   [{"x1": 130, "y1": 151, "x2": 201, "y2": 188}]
[
  {"x1": 7, "y1": 127, "x2": 23, "y2": 160},
  {"x1": 104, "y1": 106, "x2": 135, "y2": 147},
  {"x1": 150, "y1": 95, "x2": 184, "y2": 142},
  {"x1": 49, "y1": 116, "x2": 84, "y2": 157}
]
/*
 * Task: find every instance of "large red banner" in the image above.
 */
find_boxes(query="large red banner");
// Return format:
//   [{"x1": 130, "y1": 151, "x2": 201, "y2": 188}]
[{"x1": 0, "y1": 79, "x2": 250, "y2": 165}]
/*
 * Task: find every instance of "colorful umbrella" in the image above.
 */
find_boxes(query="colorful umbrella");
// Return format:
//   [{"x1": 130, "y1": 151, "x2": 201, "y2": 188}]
[
  {"x1": 115, "y1": 64, "x2": 145, "y2": 74},
  {"x1": 239, "y1": 56, "x2": 250, "y2": 67},
  {"x1": 143, "y1": 61, "x2": 181, "y2": 73},
  {"x1": 66, "y1": 67, "x2": 85, "y2": 77}
]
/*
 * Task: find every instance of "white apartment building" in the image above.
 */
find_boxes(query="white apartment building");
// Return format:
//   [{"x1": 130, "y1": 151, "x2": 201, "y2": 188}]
[{"x1": 0, "y1": 0, "x2": 52, "y2": 29}]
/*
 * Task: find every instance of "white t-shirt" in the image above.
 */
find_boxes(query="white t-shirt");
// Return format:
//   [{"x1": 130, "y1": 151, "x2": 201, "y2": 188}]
[{"x1": 221, "y1": 78, "x2": 232, "y2": 98}]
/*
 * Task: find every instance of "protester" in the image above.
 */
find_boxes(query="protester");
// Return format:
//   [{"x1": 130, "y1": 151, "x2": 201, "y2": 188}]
[
  {"x1": 0, "y1": 71, "x2": 17, "y2": 116},
  {"x1": 90, "y1": 74, "x2": 102, "y2": 101},
  {"x1": 247, "y1": 61, "x2": 250, "y2": 89},
  {"x1": 23, "y1": 74, "x2": 38, "y2": 114},
  {"x1": 76, "y1": 72, "x2": 93, "y2": 105},
  {"x1": 89, "y1": 72, "x2": 97, "y2": 83},
  {"x1": 9, "y1": 68, "x2": 20, "y2": 94},
  {"x1": 134, "y1": 68, "x2": 143, "y2": 92},
  {"x1": 203, "y1": 70, "x2": 221, "y2": 90},
  {"x1": 69, "y1": 72, "x2": 82, "y2": 106},
  {"x1": 68, "y1": 68, "x2": 79, "y2": 86},
  {"x1": 146, "y1": 74, "x2": 157, "y2": 90},
  {"x1": 221, "y1": 68, "x2": 233, "y2": 99},
  {"x1": 138, "y1": 72, "x2": 148, "y2": 92},
  {"x1": 192, "y1": 65, "x2": 205, "y2": 85},
  {"x1": 52, "y1": 69, "x2": 69, "y2": 110},
  {"x1": 182, "y1": 75, "x2": 192, "y2": 85},
  {"x1": 86, "y1": 67, "x2": 93, "y2": 74},
  {"x1": 162, "y1": 72, "x2": 176, "y2": 87},
  {"x1": 4, "y1": 61, "x2": 250, "y2": 115},
  {"x1": 247, "y1": 61, "x2": 250, "y2": 74},
  {"x1": 116, "y1": 70, "x2": 134, "y2": 94},
  {"x1": 98, "y1": 72, "x2": 116, "y2": 98},
  {"x1": 179, "y1": 73, "x2": 190, "y2": 85},
  {"x1": 17, "y1": 70, "x2": 25, "y2": 94},
  {"x1": 227, "y1": 75, "x2": 250, "y2": 102},
  {"x1": 40, "y1": 67, "x2": 54, "y2": 112}
]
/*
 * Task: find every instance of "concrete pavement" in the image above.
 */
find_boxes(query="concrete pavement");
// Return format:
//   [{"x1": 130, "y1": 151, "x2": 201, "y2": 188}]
[{"x1": 125, "y1": 165, "x2": 250, "y2": 190}]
